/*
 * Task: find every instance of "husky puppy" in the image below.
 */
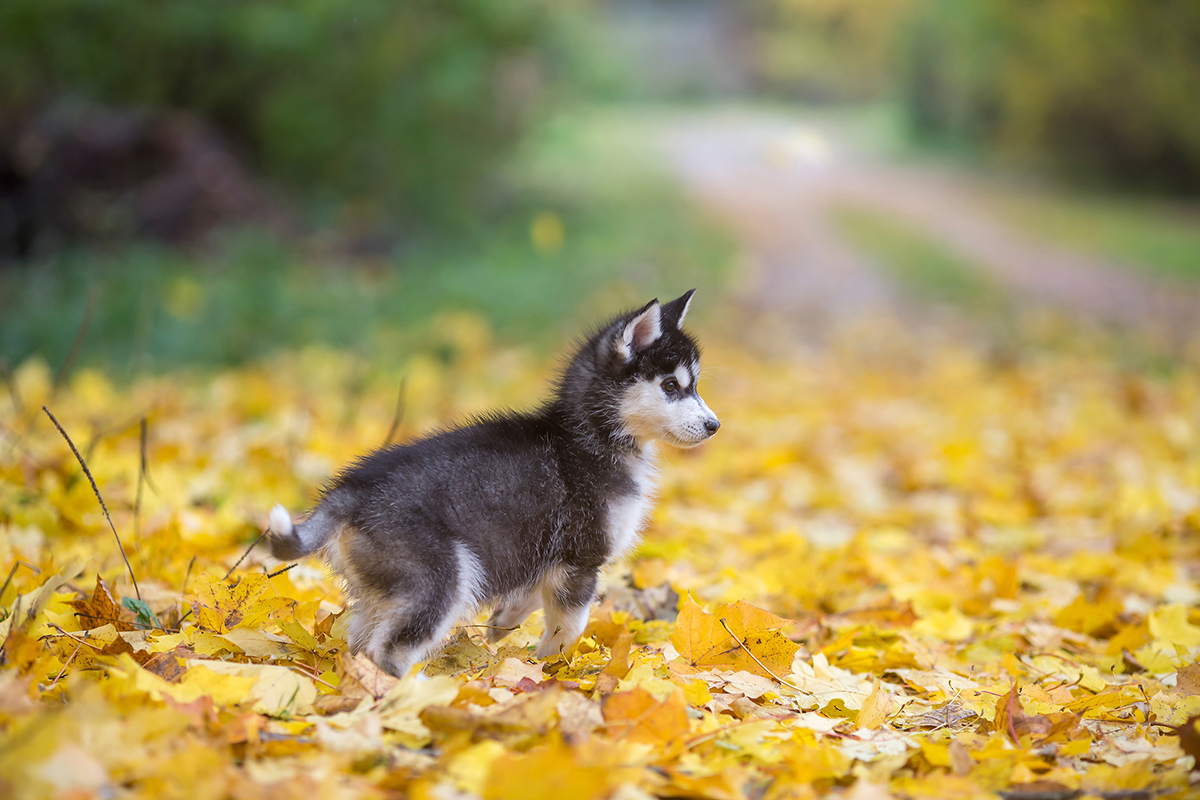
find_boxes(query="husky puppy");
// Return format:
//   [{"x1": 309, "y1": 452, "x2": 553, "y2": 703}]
[{"x1": 266, "y1": 290, "x2": 719, "y2": 677}]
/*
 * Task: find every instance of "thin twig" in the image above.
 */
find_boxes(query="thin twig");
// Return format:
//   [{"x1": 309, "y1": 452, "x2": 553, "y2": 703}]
[
  {"x1": 456, "y1": 623, "x2": 520, "y2": 632},
  {"x1": 384, "y1": 376, "x2": 408, "y2": 445},
  {"x1": 43, "y1": 406, "x2": 140, "y2": 600},
  {"x1": 923, "y1": 680, "x2": 968, "y2": 734},
  {"x1": 289, "y1": 664, "x2": 339, "y2": 693},
  {"x1": 138, "y1": 416, "x2": 158, "y2": 495},
  {"x1": 51, "y1": 285, "x2": 99, "y2": 401},
  {"x1": 1006, "y1": 680, "x2": 1020, "y2": 743},
  {"x1": 223, "y1": 531, "x2": 265, "y2": 581},
  {"x1": 47, "y1": 630, "x2": 90, "y2": 689},
  {"x1": 181, "y1": 555, "x2": 196, "y2": 597},
  {"x1": 718, "y1": 617, "x2": 803, "y2": 692},
  {"x1": 0, "y1": 563, "x2": 18, "y2": 607},
  {"x1": 1, "y1": 560, "x2": 40, "y2": 605},
  {"x1": 47, "y1": 624, "x2": 107, "y2": 653},
  {"x1": 173, "y1": 555, "x2": 198, "y2": 629},
  {"x1": 266, "y1": 563, "x2": 298, "y2": 579}
]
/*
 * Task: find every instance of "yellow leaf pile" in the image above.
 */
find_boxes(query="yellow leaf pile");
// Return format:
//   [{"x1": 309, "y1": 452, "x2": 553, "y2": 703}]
[{"x1": 2, "y1": 316, "x2": 1198, "y2": 799}]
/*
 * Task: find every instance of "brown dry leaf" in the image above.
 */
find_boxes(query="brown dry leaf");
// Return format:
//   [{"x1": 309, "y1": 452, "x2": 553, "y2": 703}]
[
  {"x1": 994, "y1": 685, "x2": 1083, "y2": 744},
  {"x1": 421, "y1": 683, "x2": 563, "y2": 748},
  {"x1": 1175, "y1": 714, "x2": 1200, "y2": 764},
  {"x1": 336, "y1": 651, "x2": 398, "y2": 702},
  {"x1": 1175, "y1": 662, "x2": 1200, "y2": 695},
  {"x1": 69, "y1": 575, "x2": 136, "y2": 632}
]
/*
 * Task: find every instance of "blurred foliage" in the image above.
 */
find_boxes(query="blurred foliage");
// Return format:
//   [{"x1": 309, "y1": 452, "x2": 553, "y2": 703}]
[
  {"x1": 750, "y1": 0, "x2": 917, "y2": 101},
  {"x1": 0, "y1": 0, "x2": 589, "y2": 221},
  {"x1": 0, "y1": 109, "x2": 733, "y2": 372},
  {"x1": 751, "y1": 0, "x2": 1200, "y2": 194},
  {"x1": 905, "y1": 0, "x2": 1200, "y2": 192}
]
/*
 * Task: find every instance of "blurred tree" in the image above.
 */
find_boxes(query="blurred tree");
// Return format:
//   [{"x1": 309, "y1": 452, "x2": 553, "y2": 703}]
[
  {"x1": 904, "y1": 0, "x2": 1200, "y2": 193},
  {"x1": 750, "y1": 0, "x2": 917, "y2": 100},
  {"x1": 0, "y1": 0, "x2": 582, "y2": 224},
  {"x1": 749, "y1": 0, "x2": 1200, "y2": 193}
]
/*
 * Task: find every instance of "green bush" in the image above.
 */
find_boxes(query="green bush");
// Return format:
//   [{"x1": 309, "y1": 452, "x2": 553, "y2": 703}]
[
  {"x1": 0, "y1": 0, "x2": 582, "y2": 221},
  {"x1": 903, "y1": 0, "x2": 1200, "y2": 192}
]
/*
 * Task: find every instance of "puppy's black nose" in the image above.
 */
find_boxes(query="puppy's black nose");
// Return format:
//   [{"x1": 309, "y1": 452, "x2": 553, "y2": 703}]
[{"x1": 704, "y1": 417, "x2": 720, "y2": 434}]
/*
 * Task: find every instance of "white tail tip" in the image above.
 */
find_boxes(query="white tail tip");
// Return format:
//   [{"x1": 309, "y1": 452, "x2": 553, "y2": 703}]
[{"x1": 269, "y1": 504, "x2": 294, "y2": 536}]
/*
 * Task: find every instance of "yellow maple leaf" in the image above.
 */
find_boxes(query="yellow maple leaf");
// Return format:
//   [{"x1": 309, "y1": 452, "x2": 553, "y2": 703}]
[
  {"x1": 1148, "y1": 603, "x2": 1200, "y2": 650},
  {"x1": 670, "y1": 594, "x2": 798, "y2": 681},
  {"x1": 190, "y1": 573, "x2": 295, "y2": 634}
]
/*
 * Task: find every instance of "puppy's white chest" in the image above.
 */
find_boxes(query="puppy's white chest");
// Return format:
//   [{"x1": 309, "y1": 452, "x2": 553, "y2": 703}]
[{"x1": 606, "y1": 450, "x2": 658, "y2": 561}]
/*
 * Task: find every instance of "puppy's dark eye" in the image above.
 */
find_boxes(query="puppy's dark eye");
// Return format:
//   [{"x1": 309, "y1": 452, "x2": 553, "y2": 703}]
[{"x1": 662, "y1": 378, "x2": 680, "y2": 394}]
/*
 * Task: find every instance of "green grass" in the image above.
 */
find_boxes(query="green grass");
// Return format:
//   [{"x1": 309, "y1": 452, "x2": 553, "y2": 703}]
[
  {"x1": 832, "y1": 205, "x2": 1006, "y2": 312},
  {"x1": 983, "y1": 189, "x2": 1200, "y2": 281},
  {"x1": 0, "y1": 107, "x2": 734, "y2": 375}
]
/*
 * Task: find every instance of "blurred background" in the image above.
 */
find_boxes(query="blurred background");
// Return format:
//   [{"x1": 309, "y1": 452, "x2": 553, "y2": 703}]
[{"x1": 2, "y1": 0, "x2": 1198, "y2": 373}]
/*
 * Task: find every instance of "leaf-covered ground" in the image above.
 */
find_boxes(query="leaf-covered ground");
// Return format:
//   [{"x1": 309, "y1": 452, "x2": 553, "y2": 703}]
[{"x1": 2, "y1": 314, "x2": 1198, "y2": 799}]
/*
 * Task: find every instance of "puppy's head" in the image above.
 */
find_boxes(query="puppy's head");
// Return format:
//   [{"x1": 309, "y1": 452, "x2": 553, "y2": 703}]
[{"x1": 604, "y1": 290, "x2": 720, "y2": 448}]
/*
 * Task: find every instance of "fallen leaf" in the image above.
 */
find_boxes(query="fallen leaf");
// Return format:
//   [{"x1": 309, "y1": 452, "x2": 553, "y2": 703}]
[
  {"x1": 190, "y1": 573, "x2": 295, "y2": 634},
  {"x1": 602, "y1": 687, "x2": 689, "y2": 745},
  {"x1": 670, "y1": 594, "x2": 798, "y2": 681},
  {"x1": 69, "y1": 575, "x2": 135, "y2": 632}
]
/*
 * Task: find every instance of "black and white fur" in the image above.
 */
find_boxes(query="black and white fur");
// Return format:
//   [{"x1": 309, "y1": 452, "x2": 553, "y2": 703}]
[{"x1": 266, "y1": 290, "x2": 719, "y2": 677}]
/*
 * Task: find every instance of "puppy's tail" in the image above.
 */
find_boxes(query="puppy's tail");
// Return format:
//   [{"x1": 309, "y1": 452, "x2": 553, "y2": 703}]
[{"x1": 266, "y1": 504, "x2": 337, "y2": 560}]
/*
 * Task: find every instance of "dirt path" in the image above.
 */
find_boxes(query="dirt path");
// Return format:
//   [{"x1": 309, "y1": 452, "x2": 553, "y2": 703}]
[{"x1": 661, "y1": 110, "x2": 1200, "y2": 341}]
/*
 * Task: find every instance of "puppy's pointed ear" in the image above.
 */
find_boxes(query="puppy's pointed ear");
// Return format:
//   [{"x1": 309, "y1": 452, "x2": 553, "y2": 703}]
[
  {"x1": 660, "y1": 289, "x2": 696, "y2": 329},
  {"x1": 615, "y1": 299, "x2": 662, "y2": 361}
]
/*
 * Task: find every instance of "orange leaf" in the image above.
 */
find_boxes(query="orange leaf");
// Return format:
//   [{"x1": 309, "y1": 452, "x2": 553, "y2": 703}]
[
  {"x1": 670, "y1": 594, "x2": 798, "y2": 681},
  {"x1": 601, "y1": 687, "x2": 689, "y2": 745}
]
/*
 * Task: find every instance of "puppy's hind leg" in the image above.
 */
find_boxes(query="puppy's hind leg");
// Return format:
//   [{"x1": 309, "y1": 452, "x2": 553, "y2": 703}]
[{"x1": 368, "y1": 542, "x2": 486, "y2": 678}]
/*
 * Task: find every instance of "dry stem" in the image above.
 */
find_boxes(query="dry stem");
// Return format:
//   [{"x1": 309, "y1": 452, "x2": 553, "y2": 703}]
[{"x1": 43, "y1": 405, "x2": 140, "y2": 600}]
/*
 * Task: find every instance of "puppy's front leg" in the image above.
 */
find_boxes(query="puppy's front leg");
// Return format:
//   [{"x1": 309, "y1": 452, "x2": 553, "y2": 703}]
[
  {"x1": 534, "y1": 566, "x2": 597, "y2": 659},
  {"x1": 486, "y1": 590, "x2": 543, "y2": 644}
]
